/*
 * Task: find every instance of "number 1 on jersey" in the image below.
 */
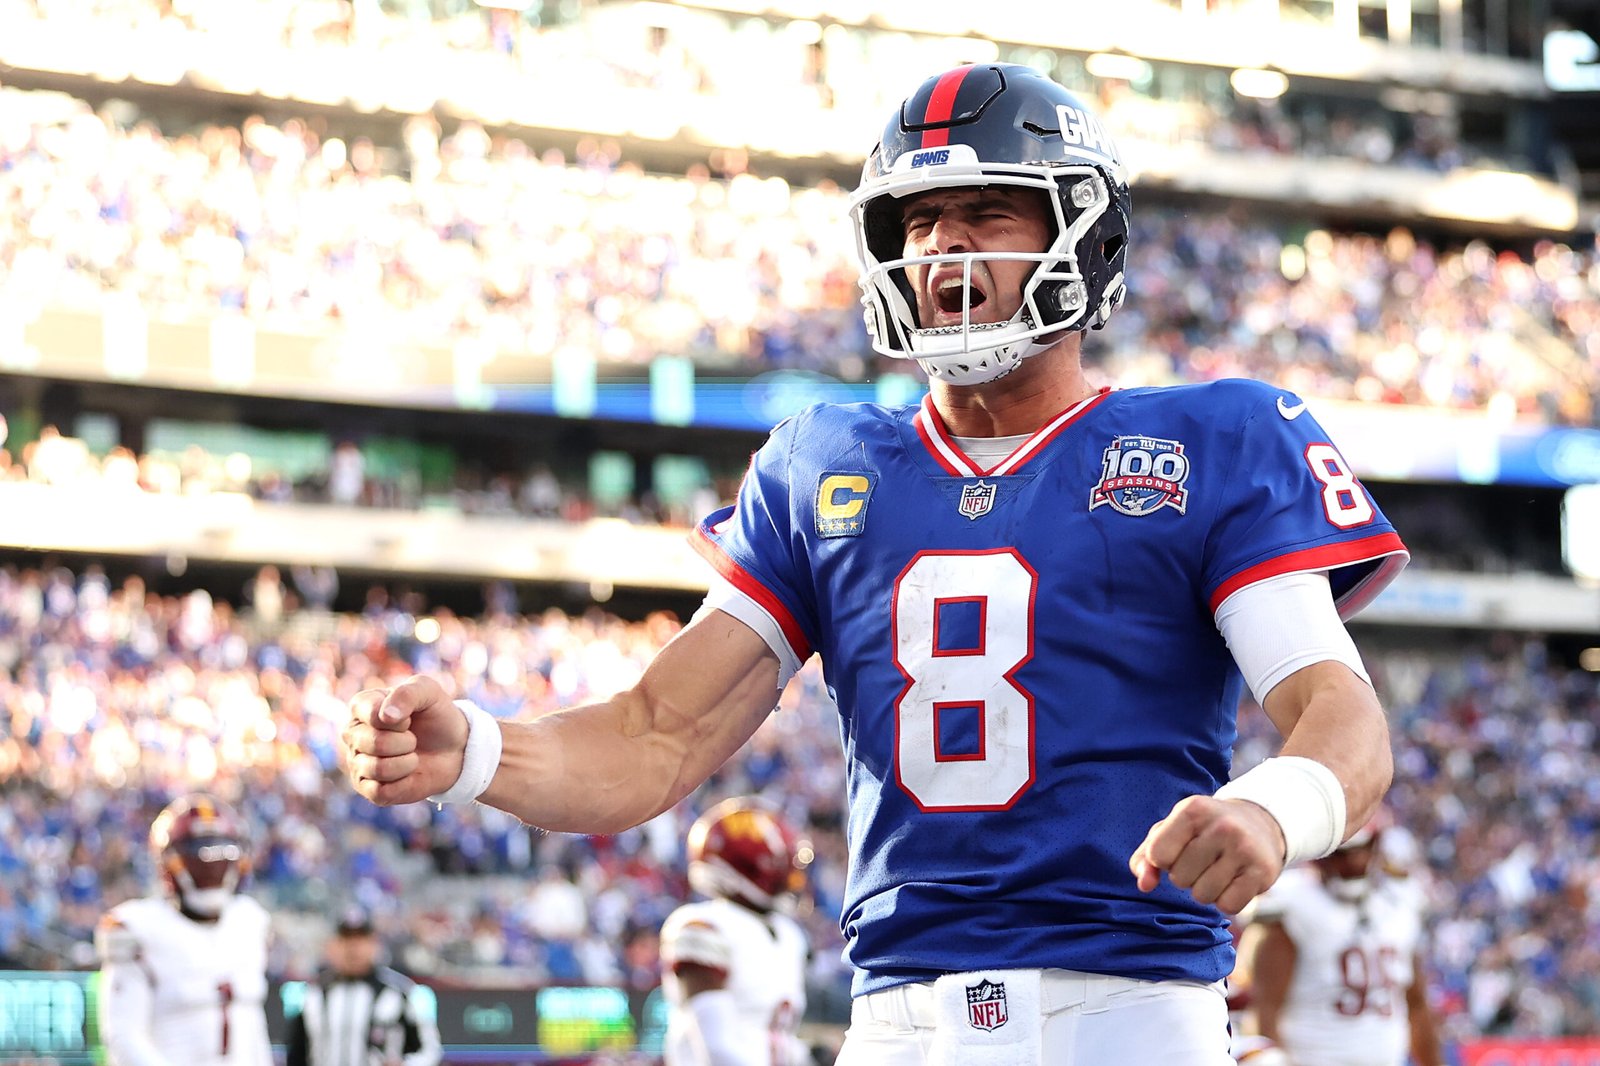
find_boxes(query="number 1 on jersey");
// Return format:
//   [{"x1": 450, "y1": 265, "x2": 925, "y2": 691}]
[{"x1": 892, "y1": 550, "x2": 1037, "y2": 811}]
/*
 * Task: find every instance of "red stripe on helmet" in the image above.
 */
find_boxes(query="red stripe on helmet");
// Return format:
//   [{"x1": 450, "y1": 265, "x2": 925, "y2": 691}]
[{"x1": 919, "y1": 67, "x2": 972, "y2": 148}]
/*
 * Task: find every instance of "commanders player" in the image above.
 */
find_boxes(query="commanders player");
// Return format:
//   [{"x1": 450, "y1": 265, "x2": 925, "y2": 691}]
[
  {"x1": 660, "y1": 798, "x2": 811, "y2": 1066},
  {"x1": 1244, "y1": 814, "x2": 1443, "y2": 1066},
  {"x1": 341, "y1": 63, "x2": 1405, "y2": 1062},
  {"x1": 96, "y1": 793, "x2": 272, "y2": 1066}
]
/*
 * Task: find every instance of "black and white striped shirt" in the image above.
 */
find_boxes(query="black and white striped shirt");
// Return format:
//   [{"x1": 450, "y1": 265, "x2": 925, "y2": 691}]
[{"x1": 285, "y1": 967, "x2": 441, "y2": 1066}]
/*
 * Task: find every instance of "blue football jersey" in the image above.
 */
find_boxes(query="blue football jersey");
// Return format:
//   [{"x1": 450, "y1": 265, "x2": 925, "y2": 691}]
[{"x1": 694, "y1": 379, "x2": 1407, "y2": 995}]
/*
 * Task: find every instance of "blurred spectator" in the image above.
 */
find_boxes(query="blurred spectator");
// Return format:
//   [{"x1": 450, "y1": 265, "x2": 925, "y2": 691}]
[
  {"x1": 328, "y1": 442, "x2": 367, "y2": 507},
  {"x1": 1, "y1": 88, "x2": 1593, "y2": 425}
]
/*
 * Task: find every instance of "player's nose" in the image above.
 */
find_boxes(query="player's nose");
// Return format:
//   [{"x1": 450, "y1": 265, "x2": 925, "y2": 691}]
[{"x1": 922, "y1": 214, "x2": 972, "y2": 256}]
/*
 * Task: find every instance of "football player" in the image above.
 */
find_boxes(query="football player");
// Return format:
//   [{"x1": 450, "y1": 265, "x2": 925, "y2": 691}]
[
  {"x1": 1224, "y1": 904, "x2": 1289, "y2": 1066},
  {"x1": 342, "y1": 63, "x2": 1405, "y2": 1063},
  {"x1": 1244, "y1": 814, "x2": 1443, "y2": 1066},
  {"x1": 659, "y1": 798, "x2": 811, "y2": 1066},
  {"x1": 96, "y1": 793, "x2": 273, "y2": 1066}
]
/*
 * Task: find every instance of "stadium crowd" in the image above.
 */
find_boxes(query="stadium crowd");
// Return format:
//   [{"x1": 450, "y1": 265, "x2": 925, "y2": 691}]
[
  {"x1": 1, "y1": 421, "x2": 731, "y2": 530},
  {"x1": 1, "y1": 562, "x2": 1597, "y2": 1043},
  {"x1": 7, "y1": 0, "x2": 1483, "y2": 174},
  {"x1": 3, "y1": 88, "x2": 1596, "y2": 425}
]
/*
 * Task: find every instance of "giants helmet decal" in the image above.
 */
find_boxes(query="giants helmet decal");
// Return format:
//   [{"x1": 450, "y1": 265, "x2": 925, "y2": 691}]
[
  {"x1": 686, "y1": 797, "x2": 809, "y2": 913},
  {"x1": 850, "y1": 63, "x2": 1132, "y2": 386},
  {"x1": 150, "y1": 793, "x2": 250, "y2": 918}
]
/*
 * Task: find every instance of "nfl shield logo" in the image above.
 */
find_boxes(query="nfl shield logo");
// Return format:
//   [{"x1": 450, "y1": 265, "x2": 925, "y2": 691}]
[
  {"x1": 966, "y1": 979, "x2": 1008, "y2": 1031},
  {"x1": 957, "y1": 480, "x2": 996, "y2": 521}
]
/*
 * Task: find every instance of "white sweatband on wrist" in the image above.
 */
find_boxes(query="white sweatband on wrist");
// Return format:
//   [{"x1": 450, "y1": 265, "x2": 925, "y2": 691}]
[
  {"x1": 1215, "y1": 755, "x2": 1347, "y2": 866},
  {"x1": 427, "y1": 699, "x2": 503, "y2": 805}
]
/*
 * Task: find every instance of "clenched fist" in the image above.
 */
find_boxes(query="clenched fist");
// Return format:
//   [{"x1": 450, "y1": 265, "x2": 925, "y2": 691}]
[
  {"x1": 1129, "y1": 795, "x2": 1287, "y2": 915},
  {"x1": 341, "y1": 676, "x2": 468, "y2": 806}
]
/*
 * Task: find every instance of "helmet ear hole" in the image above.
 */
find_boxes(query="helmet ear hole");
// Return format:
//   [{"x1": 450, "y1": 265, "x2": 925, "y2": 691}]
[{"x1": 1102, "y1": 235, "x2": 1125, "y2": 262}]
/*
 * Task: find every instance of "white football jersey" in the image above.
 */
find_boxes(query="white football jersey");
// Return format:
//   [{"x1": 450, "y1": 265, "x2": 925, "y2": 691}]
[
  {"x1": 1256, "y1": 868, "x2": 1425, "y2": 1066},
  {"x1": 660, "y1": 898, "x2": 809, "y2": 1066},
  {"x1": 95, "y1": 894, "x2": 273, "y2": 1066}
]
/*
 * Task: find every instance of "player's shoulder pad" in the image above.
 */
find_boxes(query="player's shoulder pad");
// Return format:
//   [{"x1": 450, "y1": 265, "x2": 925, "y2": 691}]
[
  {"x1": 232, "y1": 893, "x2": 271, "y2": 923},
  {"x1": 1110, "y1": 378, "x2": 1291, "y2": 430},
  {"x1": 95, "y1": 912, "x2": 143, "y2": 964},
  {"x1": 660, "y1": 908, "x2": 733, "y2": 970},
  {"x1": 774, "y1": 399, "x2": 903, "y2": 446},
  {"x1": 1196, "y1": 376, "x2": 1292, "y2": 412}
]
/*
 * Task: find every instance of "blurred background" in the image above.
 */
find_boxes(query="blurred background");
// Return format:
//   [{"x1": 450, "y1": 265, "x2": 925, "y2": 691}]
[{"x1": 1, "y1": 0, "x2": 1599, "y2": 1062}]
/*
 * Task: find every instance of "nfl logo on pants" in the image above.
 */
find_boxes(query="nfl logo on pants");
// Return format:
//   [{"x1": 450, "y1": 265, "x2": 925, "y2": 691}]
[{"x1": 965, "y1": 979, "x2": 1008, "y2": 1031}]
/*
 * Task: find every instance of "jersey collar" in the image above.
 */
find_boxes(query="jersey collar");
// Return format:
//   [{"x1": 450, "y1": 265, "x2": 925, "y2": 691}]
[{"x1": 912, "y1": 388, "x2": 1111, "y2": 477}]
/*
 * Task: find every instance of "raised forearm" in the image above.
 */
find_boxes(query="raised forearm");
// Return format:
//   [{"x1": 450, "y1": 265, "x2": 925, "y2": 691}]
[
  {"x1": 1267, "y1": 661, "x2": 1393, "y2": 841},
  {"x1": 479, "y1": 612, "x2": 782, "y2": 833}
]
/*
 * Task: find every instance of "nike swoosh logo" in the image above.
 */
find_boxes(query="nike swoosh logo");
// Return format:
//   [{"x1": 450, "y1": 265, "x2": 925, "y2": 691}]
[{"x1": 1277, "y1": 396, "x2": 1307, "y2": 420}]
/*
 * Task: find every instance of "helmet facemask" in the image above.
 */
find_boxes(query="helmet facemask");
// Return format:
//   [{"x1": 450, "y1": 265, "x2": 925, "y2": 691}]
[
  {"x1": 149, "y1": 794, "x2": 250, "y2": 920},
  {"x1": 853, "y1": 160, "x2": 1125, "y2": 387},
  {"x1": 165, "y1": 837, "x2": 244, "y2": 917}
]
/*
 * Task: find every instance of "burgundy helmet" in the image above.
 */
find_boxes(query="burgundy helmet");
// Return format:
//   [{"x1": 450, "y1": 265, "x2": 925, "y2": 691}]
[
  {"x1": 686, "y1": 797, "x2": 809, "y2": 912},
  {"x1": 150, "y1": 793, "x2": 250, "y2": 917}
]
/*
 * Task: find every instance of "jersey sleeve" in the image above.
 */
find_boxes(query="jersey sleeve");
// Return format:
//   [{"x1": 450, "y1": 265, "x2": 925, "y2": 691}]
[
  {"x1": 691, "y1": 413, "x2": 817, "y2": 665},
  {"x1": 95, "y1": 911, "x2": 142, "y2": 965},
  {"x1": 95, "y1": 911, "x2": 175, "y2": 1066},
  {"x1": 660, "y1": 910, "x2": 734, "y2": 975},
  {"x1": 1202, "y1": 390, "x2": 1407, "y2": 620}
]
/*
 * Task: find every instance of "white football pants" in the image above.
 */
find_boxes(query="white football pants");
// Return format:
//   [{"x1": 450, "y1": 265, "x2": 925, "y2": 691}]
[{"x1": 835, "y1": 968, "x2": 1234, "y2": 1066}]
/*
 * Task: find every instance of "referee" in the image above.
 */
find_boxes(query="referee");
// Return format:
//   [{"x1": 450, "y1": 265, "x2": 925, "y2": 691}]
[{"x1": 286, "y1": 907, "x2": 442, "y2": 1066}]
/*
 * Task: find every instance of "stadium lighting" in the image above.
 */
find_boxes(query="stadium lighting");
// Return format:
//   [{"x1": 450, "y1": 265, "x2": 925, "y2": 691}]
[
  {"x1": 1562, "y1": 484, "x2": 1600, "y2": 583},
  {"x1": 1230, "y1": 68, "x2": 1289, "y2": 99},
  {"x1": 1084, "y1": 53, "x2": 1154, "y2": 83},
  {"x1": 1581, "y1": 649, "x2": 1600, "y2": 673}
]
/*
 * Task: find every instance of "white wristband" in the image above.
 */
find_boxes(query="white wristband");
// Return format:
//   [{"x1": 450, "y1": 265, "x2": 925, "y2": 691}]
[
  {"x1": 427, "y1": 699, "x2": 503, "y2": 805},
  {"x1": 1214, "y1": 755, "x2": 1346, "y2": 866}
]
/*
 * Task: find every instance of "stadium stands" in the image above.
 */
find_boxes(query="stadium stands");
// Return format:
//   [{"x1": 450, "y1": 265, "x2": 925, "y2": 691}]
[
  {"x1": 1, "y1": 564, "x2": 1597, "y2": 1039},
  {"x1": 2, "y1": 90, "x2": 1595, "y2": 422},
  {"x1": 2, "y1": 1, "x2": 1599, "y2": 1060}
]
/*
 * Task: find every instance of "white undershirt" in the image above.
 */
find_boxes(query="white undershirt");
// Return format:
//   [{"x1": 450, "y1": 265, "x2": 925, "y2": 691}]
[
  {"x1": 950, "y1": 433, "x2": 1032, "y2": 470},
  {"x1": 700, "y1": 567, "x2": 1367, "y2": 703}
]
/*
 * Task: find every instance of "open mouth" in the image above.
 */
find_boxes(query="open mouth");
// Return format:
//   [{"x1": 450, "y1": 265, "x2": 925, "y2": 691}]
[{"x1": 934, "y1": 276, "x2": 988, "y2": 316}]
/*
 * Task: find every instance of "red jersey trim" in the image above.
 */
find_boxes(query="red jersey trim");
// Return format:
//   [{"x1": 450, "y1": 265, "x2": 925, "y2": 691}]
[
  {"x1": 914, "y1": 389, "x2": 1111, "y2": 477},
  {"x1": 691, "y1": 527, "x2": 812, "y2": 661},
  {"x1": 1208, "y1": 532, "x2": 1410, "y2": 619}
]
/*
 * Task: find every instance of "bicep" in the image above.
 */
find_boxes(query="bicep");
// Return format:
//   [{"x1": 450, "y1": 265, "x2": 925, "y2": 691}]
[
  {"x1": 1215, "y1": 570, "x2": 1369, "y2": 713},
  {"x1": 635, "y1": 606, "x2": 785, "y2": 760}
]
